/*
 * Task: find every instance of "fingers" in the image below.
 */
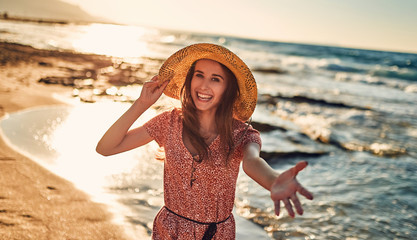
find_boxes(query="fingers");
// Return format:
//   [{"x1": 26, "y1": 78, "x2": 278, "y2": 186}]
[
  {"x1": 290, "y1": 194, "x2": 303, "y2": 215},
  {"x1": 292, "y1": 161, "x2": 308, "y2": 177},
  {"x1": 274, "y1": 194, "x2": 309, "y2": 217},
  {"x1": 144, "y1": 75, "x2": 159, "y2": 84},
  {"x1": 278, "y1": 196, "x2": 301, "y2": 218},
  {"x1": 143, "y1": 80, "x2": 158, "y2": 88},
  {"x1": 282, "y1": 198, "x2": 295, "y2": 218},
  {"x1": 292, "y1": 161, "x2": 313, "y2": 200},
  {"x1": 160, "y1": 79, "x2": 169, "y2": 90},
  {"x1": 148, "y1": 75, "x2": 169, "y2": 86},
  {"x1": 272, "y1": 162, "x2": 312, "y2": 218},
  {"x1": 143, "y1": 76, "x2": 169, "y2": 93},
  {"x1": 274, "y1": 200, "x2": 281, "y2": 216},
  {"x1": 144, "y1": 76, "x2": 161, "y2": 87},
  {"x1": 298, "y1": 185, "x2": 314, "y2": 200}
]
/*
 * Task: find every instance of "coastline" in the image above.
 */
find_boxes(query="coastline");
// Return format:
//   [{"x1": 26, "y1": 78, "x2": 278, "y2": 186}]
[
  {"x1": 0, "y1": 42, "x2": 132, "y2": 239},
  {"x1": 2, "y1": 17, "x2": 416, "y2": 238}
]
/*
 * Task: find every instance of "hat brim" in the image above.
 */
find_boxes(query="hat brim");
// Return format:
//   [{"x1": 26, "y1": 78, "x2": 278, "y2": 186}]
[{"x1": 158, "y1": 43, "x2": 257, "y2": 122}]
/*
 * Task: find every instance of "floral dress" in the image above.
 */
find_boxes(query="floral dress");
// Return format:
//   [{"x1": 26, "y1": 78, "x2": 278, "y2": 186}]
[{"x1": 144, "y1": 108, "x2": 261, "y2": 239}]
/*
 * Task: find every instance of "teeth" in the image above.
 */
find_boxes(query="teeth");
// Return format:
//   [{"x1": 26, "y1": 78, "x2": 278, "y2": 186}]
[{"x1": 197, "y1": 93, "x2": 212, "y2": 100}]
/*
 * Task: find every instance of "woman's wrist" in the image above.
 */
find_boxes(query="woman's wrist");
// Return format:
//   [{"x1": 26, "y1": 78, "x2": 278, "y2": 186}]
[{"x1": 133, "y1": 97, "x2": 153, "y2": 112}]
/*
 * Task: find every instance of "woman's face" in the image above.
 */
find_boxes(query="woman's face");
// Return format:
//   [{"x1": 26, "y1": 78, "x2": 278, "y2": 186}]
[{"x1": 190, "y1": 59, "x2": 228, "y2": 114}]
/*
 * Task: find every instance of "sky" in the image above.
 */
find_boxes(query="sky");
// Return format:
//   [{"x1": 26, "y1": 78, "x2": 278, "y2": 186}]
[{"x1": 63, "y1": 0, "x2": 417, "y2": 53}]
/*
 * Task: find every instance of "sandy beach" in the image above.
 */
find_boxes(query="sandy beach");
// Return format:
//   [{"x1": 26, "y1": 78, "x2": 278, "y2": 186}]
[{"x1": 0, "y1": 42, "x2": 132, "y2": 239}]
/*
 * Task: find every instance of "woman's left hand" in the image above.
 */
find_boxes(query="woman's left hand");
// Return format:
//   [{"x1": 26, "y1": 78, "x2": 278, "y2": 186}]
[{"x1": 270, "y1": 161, "x2": 313, "y2": 217}]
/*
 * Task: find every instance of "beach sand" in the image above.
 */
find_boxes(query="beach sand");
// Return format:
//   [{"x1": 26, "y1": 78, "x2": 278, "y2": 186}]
[{"x1": 0, "y1": 42, "x2": 134, "y2": 239}]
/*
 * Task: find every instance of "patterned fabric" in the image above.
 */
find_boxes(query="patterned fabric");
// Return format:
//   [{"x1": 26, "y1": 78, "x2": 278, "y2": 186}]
[{"x1": 144, "y1": 108, "x2": 262, "y2": 239}]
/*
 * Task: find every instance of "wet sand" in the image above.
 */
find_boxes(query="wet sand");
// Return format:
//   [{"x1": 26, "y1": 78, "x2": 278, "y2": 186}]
[{"x1": 0, "y1": 42, "x2": 134, "y2": 239}]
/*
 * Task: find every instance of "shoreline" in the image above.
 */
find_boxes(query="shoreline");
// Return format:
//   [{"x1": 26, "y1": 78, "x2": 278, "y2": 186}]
[{"x1": 0, "y1": 42, "x2": 134, "y2": 239}]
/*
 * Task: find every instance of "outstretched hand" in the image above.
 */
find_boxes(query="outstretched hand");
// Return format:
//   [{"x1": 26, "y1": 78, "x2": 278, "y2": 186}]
[
  {"x1": 138, "y1": 75, "x2": 169, "y2": 108},
  {"x1": 270, "y1": 161, "x2": 313, "y2": 217}
]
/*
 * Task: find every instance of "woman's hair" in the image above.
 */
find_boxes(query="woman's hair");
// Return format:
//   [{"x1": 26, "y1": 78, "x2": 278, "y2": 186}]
[{"x1": 180, "y1": 60, "x2": 239, "y2": 165}]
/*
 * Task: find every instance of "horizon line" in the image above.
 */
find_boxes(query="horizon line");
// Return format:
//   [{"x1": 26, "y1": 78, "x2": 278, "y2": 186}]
[{"x1": 1, "y1": 13, "x2": 416, "y2": 55}]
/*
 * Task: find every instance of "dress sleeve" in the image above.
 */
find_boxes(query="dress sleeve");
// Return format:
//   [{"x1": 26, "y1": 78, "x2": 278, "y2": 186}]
[
  {"x1": 241, "y1": 126, "x2": 262, "y2": 149},
  {"x1": 234, "y1": 122, "x2": 262, "y2": 159},
  {"x1": 143, "y1": 110, "x2": 173, "y2": 147}
]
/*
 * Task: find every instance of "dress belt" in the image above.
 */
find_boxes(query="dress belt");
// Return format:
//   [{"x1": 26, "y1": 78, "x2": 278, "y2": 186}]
[{"x1": 164, "y1": 206, "x2": 231, "y2": 240}]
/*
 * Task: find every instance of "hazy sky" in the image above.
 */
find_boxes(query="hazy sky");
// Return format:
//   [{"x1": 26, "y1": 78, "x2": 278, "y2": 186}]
[{"x1": 63, "y1": 0, "x2": 417, "y2": 53}]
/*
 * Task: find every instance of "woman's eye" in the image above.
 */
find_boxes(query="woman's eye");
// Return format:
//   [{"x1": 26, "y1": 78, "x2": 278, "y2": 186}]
[
  {"x1": 195, "y1": 73, "x2": 204, "y2": 78},
  {"x1": 212, "y1": 77, "x2": 220, "y2": 82}
]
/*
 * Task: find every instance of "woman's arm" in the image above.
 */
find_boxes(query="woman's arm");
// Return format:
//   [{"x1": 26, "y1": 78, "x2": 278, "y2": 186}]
[
  {"x1": 242, "y1": 143, "x2": 279, "y2": 190},
  {"x1": 96, "y1": 76, "x2": 168, "y2": 156},
  {"x1": 242, "y1": 142, "x2": 313, "y2": 217}
]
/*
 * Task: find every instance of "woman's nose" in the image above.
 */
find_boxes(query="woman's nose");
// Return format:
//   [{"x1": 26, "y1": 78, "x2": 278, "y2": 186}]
[{"x1": 199, "y1": 78, "x2": 210, "y2": 90}]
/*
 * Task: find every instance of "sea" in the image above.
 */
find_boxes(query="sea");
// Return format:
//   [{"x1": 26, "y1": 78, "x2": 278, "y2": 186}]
[{"x1": 1, "y1": 19, "x2": 416, "y2": 239}]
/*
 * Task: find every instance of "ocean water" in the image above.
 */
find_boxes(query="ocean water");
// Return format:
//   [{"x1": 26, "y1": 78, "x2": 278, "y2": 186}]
[{"x1": 1, "y1": 19, "x2": 417, "y2": 239}]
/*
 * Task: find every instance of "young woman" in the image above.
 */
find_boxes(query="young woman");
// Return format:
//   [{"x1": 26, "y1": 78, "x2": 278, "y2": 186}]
[{"x1": 96, "y1": 43, "x2": 313, "y2": 239}]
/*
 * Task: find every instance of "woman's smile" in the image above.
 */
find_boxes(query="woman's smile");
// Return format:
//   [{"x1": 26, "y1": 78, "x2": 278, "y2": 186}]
[{"x1": 196, "y1": 92, "x2": 213, "y2": 101}]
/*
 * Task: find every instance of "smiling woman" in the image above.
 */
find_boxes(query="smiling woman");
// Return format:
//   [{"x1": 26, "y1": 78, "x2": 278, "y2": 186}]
[{"x1": 95, "y1": 43, "x2": 313, "y2": 239}]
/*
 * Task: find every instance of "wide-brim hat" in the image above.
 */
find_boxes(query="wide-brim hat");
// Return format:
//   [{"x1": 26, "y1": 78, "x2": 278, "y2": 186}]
[{"x1": 158, "y1": 43, "x2": 257, "y2": 121}]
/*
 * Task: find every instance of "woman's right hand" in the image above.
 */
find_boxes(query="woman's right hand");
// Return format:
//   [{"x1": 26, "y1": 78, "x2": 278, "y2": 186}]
[
  {"x1": 138, "y1": 75, "x2": 169, "y2": 108},
  {"x1": 96, "y1": 75, "x2": 169, "y2": 156}
]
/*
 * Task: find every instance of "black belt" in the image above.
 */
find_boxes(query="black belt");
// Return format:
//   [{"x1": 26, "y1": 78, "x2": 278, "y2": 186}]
[{"x1": 164, "y1": 206, "x2": 231, "y2": 240}]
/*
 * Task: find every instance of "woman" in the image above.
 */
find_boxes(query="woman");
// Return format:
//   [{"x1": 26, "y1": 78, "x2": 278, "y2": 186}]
[{"x1": 96, "y1": 43, "x2": 313, "y2": 239}]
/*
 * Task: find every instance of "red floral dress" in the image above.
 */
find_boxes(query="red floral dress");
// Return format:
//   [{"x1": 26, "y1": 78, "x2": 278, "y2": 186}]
[{"x1": 144, "y1": 108, "x2": 261, "y2": 239}]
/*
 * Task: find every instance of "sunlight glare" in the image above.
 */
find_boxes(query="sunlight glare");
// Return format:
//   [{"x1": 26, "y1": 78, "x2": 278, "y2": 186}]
[
  {"x1": 71, "y1": 23, "x2": 151, "y2": 59},
  {"x1": 48, "y1": 103, "x2": 158, "y2": 196}
]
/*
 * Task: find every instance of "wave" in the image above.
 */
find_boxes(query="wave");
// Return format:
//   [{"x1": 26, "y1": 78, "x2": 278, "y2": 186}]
[
  {"x1": 288, "y1": 44, "x2": 417, "y2": 67},
  {"x1": 326, "y1": 136, "x2": 408, "y2": 157},
  {"x1": 252, "y1": 67, "x2": 287, "y2": 74},
  {"x1": 324, "y1": 63, "x2": 363, "y2": 73},
  {"x1": 255, "y1": 118, "x2": 409, "y2": 159},
  {"x1": 254, "y1": 123, "x2": 334, "y2": 162},
  {"x1": 370, "y1": 68, "x2": 417, "y2": 81},
  {"x1": 255, "y1": 95, "x2": 415, "y2": 158},
  {"x1": 321, "y1": 62, "x2": 417, "y2": 82},
  {"x1": 258, "y1": 93, "x2": 371, "y2": 111},
  {"x1": 251, "y1": 121, "x2": 287, "y2": 132},
  {"x1": 260, "y1": 150, "x2": 328, "y2": 162}
]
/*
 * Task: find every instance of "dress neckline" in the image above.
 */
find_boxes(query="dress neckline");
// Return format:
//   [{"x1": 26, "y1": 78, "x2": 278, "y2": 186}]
[{"x1": 180, "y1": 122, "x2": 220, "y2": 159}]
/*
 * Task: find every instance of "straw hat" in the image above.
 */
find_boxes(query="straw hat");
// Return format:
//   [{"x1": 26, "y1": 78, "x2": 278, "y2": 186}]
[{"x1": 158, "y1": 43, "x2": 257, "y2": 121}]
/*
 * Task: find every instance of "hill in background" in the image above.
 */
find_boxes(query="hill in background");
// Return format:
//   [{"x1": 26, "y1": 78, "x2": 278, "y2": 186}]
[{"x1": 1, "y1": 0, "x2": 110, "y2": 23}]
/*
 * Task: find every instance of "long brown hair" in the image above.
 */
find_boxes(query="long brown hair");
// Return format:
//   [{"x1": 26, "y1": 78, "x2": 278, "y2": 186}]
[{"x1": 181, "y1": 60, "x2": 239, "y2": 164}]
